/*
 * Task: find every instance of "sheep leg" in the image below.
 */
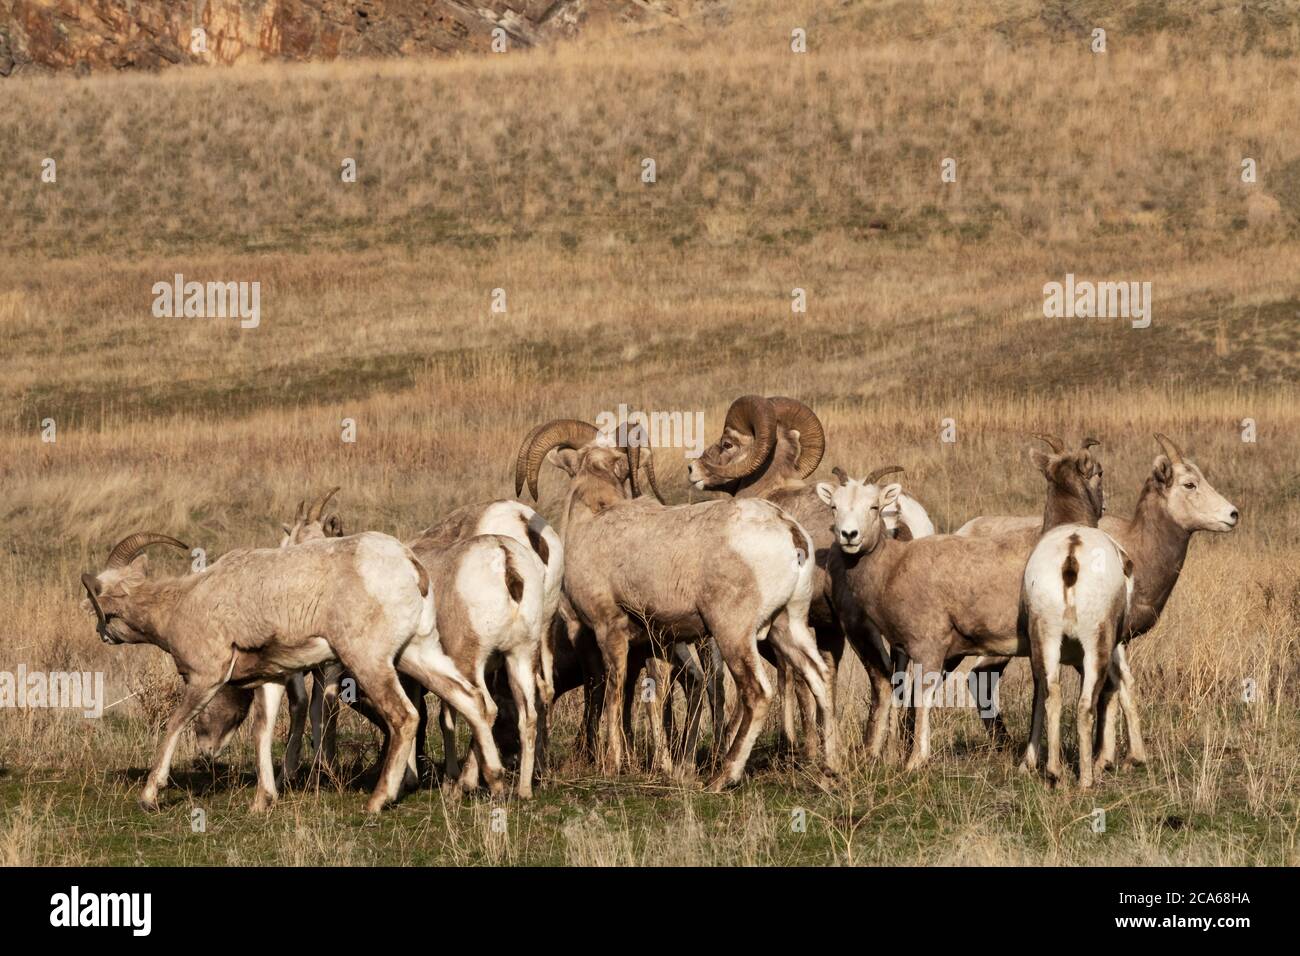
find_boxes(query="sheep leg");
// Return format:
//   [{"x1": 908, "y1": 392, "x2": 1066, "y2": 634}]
[
  {"x1": 1113, "y1": 644, "x2": 1147, "y2": 767},
  {"x1": 318, "y1": 664, "x2": 343, "y2": 772},
  {"x1": 701, "y1": 637, "x2": 727, "y2": 757},
  {"x1": 670, "y1": 643, "x2": 705, "y2": 776},
  {"x1": 139, "y1": 677, "x2": 226, "y2": 811},
  {"x1": 1094, "y1": 658, "x2": 1123, "y2": 774},
  {"x1": 904, "y1": 652, "x2": 944, "y2": 772},
  {"x1": 1077, "y1": 637, "x2": 1110, "y2": 790},
  {"x1": 577, "y1": 626, "x2": 605, "y2": 764},
  {"x1": 705, "y1": 625, "x2": 773, "y2": 791},
  {"x1": 399, "y1": 642, "x2": 506, "y2": 796},
  {"x1": 251, "y1": 682, "x2": 286, "y2": 812},
  {"x1": 1020, "y1": 657, "x2": 1047, "y2": 773},
  {"x1": 597, "y1": 618, "x2": 633, "y2": 775},
  {"x1": 282, "y1": 672, "x2": 308, "y2": 784},
  {"x1": 771, "y1": 609, "x2": 839, "y2": 775},
  {"x1": 969, "y1": 656, "x2": 1013, "y2": 743},
  {"x1": 440, "y1": 701, "x2": 461, "y2": 781},
  {"x1": 505, "y1": 650, "x2": 539, "y2": 799},
  {"x1": 620, "y1": 642, "x2": 651, "y2": 769},
  {"x1": 644, "y1": 654, "x2": 675, "y2": 778},
  {"x1": 345, "y1": 664, "x2": 419, "y2": 813},
  {"x1": 1040, "y1": 635, "x2": 1064, "y2": 786},
  {"x1": 854, "y1": 623, "x2": 894, "y2": 760}
]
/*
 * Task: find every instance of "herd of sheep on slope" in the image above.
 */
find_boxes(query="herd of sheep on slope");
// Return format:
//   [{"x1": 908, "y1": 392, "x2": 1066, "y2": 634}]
[{"x1": 78, "y1": 395, "x2": 1239, "y2": 812}]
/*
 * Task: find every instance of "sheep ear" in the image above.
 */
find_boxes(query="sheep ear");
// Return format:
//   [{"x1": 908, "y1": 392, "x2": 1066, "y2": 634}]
[
  {"x1": 548, "y1": 447, "x2": 581, "y2": 477},
  {"x1": 128, "y1": 553, "x2": 149, "y2": 572},
  {"x1": 880, "y1": 483, "x2": 902, "y2": 507},
  {"x1": 281, "y1": 524, "x2": 293, "y2": 536},
  {"x1": 816, "y1": 482, "x2": 835, "y2": 505},
  {"x1": 1152, "y1": 455, "x2": 1173, "y2": 486},
  {"x1": 1029, "y1": 449, "x2": 1051, "y2": 477}
]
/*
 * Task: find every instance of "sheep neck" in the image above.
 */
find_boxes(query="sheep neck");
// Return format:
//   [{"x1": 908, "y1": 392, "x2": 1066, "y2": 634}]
[
  {"x1": 1040, "y1": 482, "x2": 1099, "y2": 533},
  {"x1": 115, "y1": 576, "x2": 191, "y2": 653},
  {"x1": 1112, "y1": 479, "x2": 1192, "y2": 635}
]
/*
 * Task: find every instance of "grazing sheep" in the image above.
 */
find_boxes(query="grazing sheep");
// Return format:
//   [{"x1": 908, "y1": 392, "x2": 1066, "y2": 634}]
[
  {"x1": 951, "y1": 434, "x2": 1238, "y2": 768},
  {"x1": 518, "y1": 418, "x2": 838, "y2": 789},
  {"x1": 1018, "y1": 436, "x2": 1133, "y2": 788},
  {"x1": 81, "y1": 530, "x2": 500, "y2": 813},
  {"x1": 688, "y1": 395, "x2": 934, "y2": 760}
]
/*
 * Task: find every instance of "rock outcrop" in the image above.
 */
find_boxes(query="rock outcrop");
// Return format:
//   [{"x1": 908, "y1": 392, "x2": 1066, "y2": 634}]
[{"x1": 0, "y1": 0, "x2": 693, "y2": 75}]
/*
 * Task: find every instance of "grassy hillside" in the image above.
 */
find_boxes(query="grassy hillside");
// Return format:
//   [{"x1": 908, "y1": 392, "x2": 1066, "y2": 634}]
[{"x1": 1, "y1": 0, "x2": 1298, "y2": 865}]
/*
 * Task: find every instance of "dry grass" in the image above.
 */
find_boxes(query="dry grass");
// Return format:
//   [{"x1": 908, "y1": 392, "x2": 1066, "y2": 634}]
[{"x1": 1, "y1": 0, "x2": 1297, "y2": 865}]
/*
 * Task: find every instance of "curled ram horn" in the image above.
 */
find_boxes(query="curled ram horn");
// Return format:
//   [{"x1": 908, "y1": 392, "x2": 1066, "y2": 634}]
[
  {"x1": 709, "y1": 395, "x2": 777, "y2": 480},
  {"x1": 769, "y1": 397, "x2": 825, "y2": 479},
  {"x1": 106, "y1": 532, "x2": 190, "y2": 569},
  {"x1": 519, "y1": 419, "x2": 600, "y2": 501}
]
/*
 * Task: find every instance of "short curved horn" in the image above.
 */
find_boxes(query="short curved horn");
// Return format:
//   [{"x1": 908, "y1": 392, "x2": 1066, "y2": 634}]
[
  {"x1": 106, "y1": 532, "x2": 190, "y2": 569},
  {"x1": 1032, "y1": 433, "x2": 1065, "y2": 453},
  {"x1": 514, "y1": 421, "x2": 549, "y2": 498},
  {"x1": 865, "y1": 465, "x2": 905, "y2": 485},
  {"x1": 709, "y1": 395, "x2": 777, "y2": 480},
  {"x1": 1081, "y1": 437, "x2": 1101, "y2": 451},
  {"x1": 831, "y1": 466, "x2": 850, "y2": 485},
  {"x1": 308, "y1": 486, "x2": 340, "y2": 523},
  {"x1": 639, "y1": 445, "x2": 666, "y2": 504},
  {"x1": 294, "y1": 499, "x2": 307, "y2": 524},
  {"x1": 1154, "y1": 433, "x2": 1184, "y2": 465},
  {"x1": 521, "y1": 419, "x2": 600, "y2": 501},
  {"x1": 770, "y1": 397, "x2": 825, "y2": 479}
]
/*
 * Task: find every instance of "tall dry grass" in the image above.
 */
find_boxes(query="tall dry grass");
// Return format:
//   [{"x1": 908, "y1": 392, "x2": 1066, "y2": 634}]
[{"x1": 0, "y1": 0, "x2": 1297, "y2": 864}]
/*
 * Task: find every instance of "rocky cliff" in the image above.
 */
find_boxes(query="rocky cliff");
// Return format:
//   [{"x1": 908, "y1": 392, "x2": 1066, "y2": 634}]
[{"x1": 0, "y1": 0, "x2": 695, "y2": 75}]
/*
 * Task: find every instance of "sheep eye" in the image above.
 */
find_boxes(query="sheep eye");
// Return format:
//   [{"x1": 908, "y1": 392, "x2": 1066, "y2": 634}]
[
  {"x1": 870, "y1": 506, "x2": 879, "y2": 512},
  {"x1": 721, "y1": 441, "x2": 733, "y2": 451},
  {"x1": 1183, "y1": 482, "x2": 1196, "y2": 490}
]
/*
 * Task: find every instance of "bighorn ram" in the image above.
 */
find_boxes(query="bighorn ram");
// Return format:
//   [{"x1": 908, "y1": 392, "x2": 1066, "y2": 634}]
[
  {"x1": 81, "y1": 530, "x2": 498, "y2": 813},
  {"x1": 518, "y1": 418, "x2": 838, "y2": 789},
  {"x1": 819, "y1": 438, "x2": 1110, "y2": 769},
  {"x1": 689, "y1": 395, "x2": 934, "y2": 758},
  {"x1": 953, "y1": 434, "x2": 1238, "y2": 768},
  {"x1": 1018, "y1": 436, "x2": 1133, "y2": 788}
]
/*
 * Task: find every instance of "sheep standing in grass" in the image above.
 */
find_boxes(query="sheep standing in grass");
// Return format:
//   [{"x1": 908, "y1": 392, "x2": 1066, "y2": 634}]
[
  {"x1": 689, "y1": 395, "x2": 934, "y2": 760},
  {"x1": 518, "y1": 417, "x2": 838, "y2": 789},
  {"x1": 954, "y1": 434, "x2": 1239, "y2": 768},
  {"x1": 1018, "y1": 436, "x2": 1132, "y2": 788},
  {"x1": 81, "y1": 530, "x2": 498, "y2": 813}
]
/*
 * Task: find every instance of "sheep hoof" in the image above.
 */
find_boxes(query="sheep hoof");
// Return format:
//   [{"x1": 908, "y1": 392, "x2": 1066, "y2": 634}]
[
  {"x1": 1123, "y1": 754, "x2": 1148, "y2": 769},
  {"x1": 249, "y1": 791, "x2": 276, "y2": 813},
  {"x1": 137, "y1": 794, "x2": 161, "y2": 813},
  {"x1": 364, "y1": 796, "x2": 388, "y2": 814},
  {"x1": 703, "y1": 773, "x2": 735, "y2": 793}
]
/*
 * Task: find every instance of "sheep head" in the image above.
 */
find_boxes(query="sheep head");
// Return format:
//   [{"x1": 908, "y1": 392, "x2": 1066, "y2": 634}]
[
  {"x1": 279, "y1": 486, "x2": 341, "y2": 547},
  {"x1": 1030, "y1": 435, "x2": 1106, "y2": 526},
  {"x1": 816, "y1": 465, "x2": 905, "y2": 555},
  {"x1": 1150, "y1": 433, "x2": 1239, "y2": 533},
  {"x1": 689, "y1": 395, "x2": 824, "y2": 491},
  {"x1": 81, "y1": 532, "x2": 189, "y2": 645},
  {"x1": 516, "y1": 418, "x2": 664, "y2": 508}
]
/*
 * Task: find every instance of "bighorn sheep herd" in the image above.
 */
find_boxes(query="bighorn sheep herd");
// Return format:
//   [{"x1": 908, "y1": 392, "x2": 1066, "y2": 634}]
[{"x1": 80, "y1": 396, "x2": 1238, "y2": 811}]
